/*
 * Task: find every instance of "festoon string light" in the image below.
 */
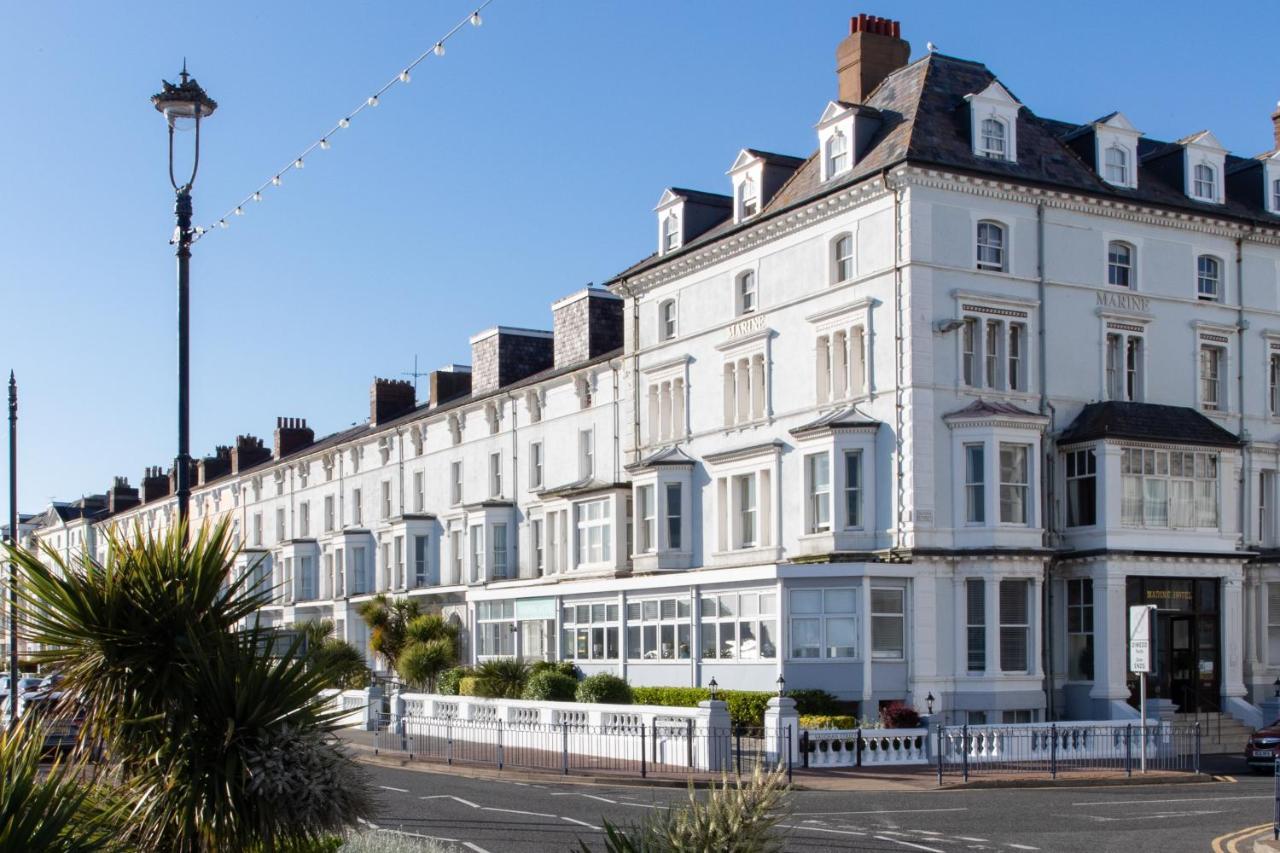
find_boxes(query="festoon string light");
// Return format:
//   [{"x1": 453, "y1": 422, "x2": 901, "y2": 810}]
[{"x1": 193, "y1": 2, "x2": 492, "y2": 242}]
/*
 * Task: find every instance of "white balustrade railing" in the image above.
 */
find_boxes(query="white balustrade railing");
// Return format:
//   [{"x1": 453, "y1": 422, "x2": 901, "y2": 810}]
[
  {"x1": 803, "y1": 728, "x2": 930, "y2": 767},
  {"x1": 319, "y1": 688, "x2": 370, "y2": 728},
  {"x1": 937, "y1": 720, "x2": 1173, "y2": 765}
]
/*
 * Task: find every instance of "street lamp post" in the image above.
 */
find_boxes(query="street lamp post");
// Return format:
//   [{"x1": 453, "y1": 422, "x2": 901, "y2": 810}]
[
  {"x1": 152, "y1": 65, "x2": 216, "y2": 526},
  {"x1": 7, "y1": 372, "x2": 16, "y2": 730}
]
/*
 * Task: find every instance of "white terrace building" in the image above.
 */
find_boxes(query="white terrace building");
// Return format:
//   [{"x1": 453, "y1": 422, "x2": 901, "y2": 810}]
[{"x1": 22, "y1": 14, "x2": 1280, "y2": 726}]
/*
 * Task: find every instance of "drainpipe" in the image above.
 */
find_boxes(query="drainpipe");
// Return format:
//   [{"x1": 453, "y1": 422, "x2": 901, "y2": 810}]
[
  {"x1": 612, "y1": 362, "x2": 621, "y2": 484},
  {"x1": 506, "y1": 391, "x2": 519, "y2": 577},
  {"x1": 1236, "y1": 233, "x2": 1250, "y2": 551},
  {"x1": 1036, "y1": 200, "x2": 1057, "y2": 720},
  {"x1": 616, "y1": 281, "x2": 643, "y2": 463},
  {"x1": 882, "y1": 169, "x2": 906, "y2": 554}
]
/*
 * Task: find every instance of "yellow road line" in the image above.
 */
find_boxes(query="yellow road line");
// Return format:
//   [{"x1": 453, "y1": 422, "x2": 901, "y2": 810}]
[{"x1": 1211, "y1": 822, "x2": 1273, "y2": 853}]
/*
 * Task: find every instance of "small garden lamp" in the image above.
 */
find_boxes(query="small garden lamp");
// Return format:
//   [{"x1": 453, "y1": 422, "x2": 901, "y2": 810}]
[
  {"x1": 926, "y1": 692, "x2": 935, "y2": 714},
  {"x1": 776, "y1": 675, "x2": 786, "y2": 697},
  {"x1": 708, "y1": 677, "x2": 718, "y2": 701}
]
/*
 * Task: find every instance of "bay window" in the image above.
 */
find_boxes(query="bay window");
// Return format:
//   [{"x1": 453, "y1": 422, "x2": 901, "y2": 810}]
[
  {"x1": 843, "y1": 450, "x2": 863, "y2": 529},
  {"x1": 870, "y1": 587, "x2": 905, "y2": 659},
  {"x1": 636, "y1": 485, "x2": 656, "y2": 553},
  {"x1": 700, "y1": 591, "x2": 776, "y2": 660},
  {"x1": 1067, "y1": 578, "x2": 1094, "y2": 681},
  {"x1": 1064, "y1": 448, "x2": 1097, "y2": 527},
  {"x1": 805, "y1": 452, "x2": 831, "y2": 534},
  {"x1": 491, "y1": 523, "x2": 508, "y2": 580},
  {"x1": 665, "y1": 483, "x2": 683, "y2": 550},
  {"x1": 789, "y1": 588, "x2": 855, "y2": 659},
  {"x1": 965, "y1": 444, "x2": 986, "y2": 524},
  {"x1": 966, "y1": 578, "x2": 985, "y2": 673},
  {"x1": 627, "y1": 596, "x2": 691, "y2": 660},
  {"x1": 998, "y1": 444, "x2": 1030, "y2": 525},
  {"x1": 999, "y1": 579, "x2": 1030, "y2": 672},
  {"x1": 1121, "y1": 448, "x2": 1219, "y2": 529},
  {"x1": 575, "y1": 498, "x2": 612, "y2": 565}
]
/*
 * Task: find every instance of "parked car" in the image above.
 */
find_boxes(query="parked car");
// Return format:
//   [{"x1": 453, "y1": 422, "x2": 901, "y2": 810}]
[
  {"x1": 22, "y1": 672, "x2": 64, "y2": 706},
  {"x1": 24, "y1": 690, "x2": 85, "y2": 755},
  {"x1": 1245, "y1": 722, "x2": 1280, "y2": 771},
  {"x1": 8, "y1": 676, "x2": 44, "y2": 717}
]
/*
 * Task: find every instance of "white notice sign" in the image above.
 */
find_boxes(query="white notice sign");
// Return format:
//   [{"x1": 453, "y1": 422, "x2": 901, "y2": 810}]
[{"x1": 1128, "y1": 604, "x2": 1155, "y2": 674}]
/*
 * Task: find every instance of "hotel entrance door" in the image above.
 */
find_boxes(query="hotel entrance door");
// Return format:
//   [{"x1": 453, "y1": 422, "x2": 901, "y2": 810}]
[{"x1": 1127, "y1": 578, "x2": 1220, "y2": 713}]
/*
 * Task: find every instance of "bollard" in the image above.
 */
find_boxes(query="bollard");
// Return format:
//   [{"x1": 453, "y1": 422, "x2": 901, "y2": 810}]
[
  {"x1": 786, "y1": 728, "x2": 793, "y2": 785},
  {"x1": 855, "y1": 728, "x2": 863, "y2": 767},
  {"x1": 640, "y1": 724, "x2": 647, "y2": 779},
  {"x1": 1050, "y1": 722, "x2": 1058, "y2": 779},
  {"x1": 686, "y1": 719, "x2": 694, "y2": 769}
]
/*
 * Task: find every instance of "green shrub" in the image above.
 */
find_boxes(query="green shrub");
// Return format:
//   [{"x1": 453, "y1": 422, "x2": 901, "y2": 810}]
[
  {"x1": 575, "y1": 673, "x2": 632, "y2": 704},
  {"x1": 788, "y1": 689, "x2": 841, "y2": 716},
  {"x1": 476, "y1": 658, "x2": 532, "y2": 699},
  {"x1": 799, "y1": 714, "x2": 858, "y2": 730},
  {"x1": 457, "y1": 676, "x2": 484, "y2": 697},
  {"x1": 522, "y1": 670, "x2": 579, "y2": 702},
  {"x1": 631, "y1": 686, "x2": 774, "y2": 727},
  {"x1": 436, "y1": 666, "x2": 471, "y2": 696},
  {"x1": 531, "y1": 660, "x2": 579, "y2": 679}
]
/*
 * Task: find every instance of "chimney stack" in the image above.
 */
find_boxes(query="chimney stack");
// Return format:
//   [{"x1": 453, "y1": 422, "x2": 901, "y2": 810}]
[
  {"x1": 551, "y1": 288, "x2": 624, "y2": 369},
  {"x1": 198, "y1": 446, "x2": 233, "y2": 486},
  {"x1": 370, "y1": 378, "x2": 417, "y2": 426},
  {"x1": 836, "y1": 14, "x2": 910, "y2": 104},
  {"x1": 1272, "y1": 100, "x2": 1280, "y2": 151},
  {"x1": 106, "y1": 476, "x2": 140, "y2": 515},
  {"x1": 429, "y1": 365, "x2": 472, "y2": 408},
  {"x1": 231, "y1": 434, "x2": 271, "y2": 472},
  {"x1": 273, "y1": 417, "x2": 315, "y2": 459},
  {"x1": 142, "y1": 466, "x2": 171, "y2": 503}
]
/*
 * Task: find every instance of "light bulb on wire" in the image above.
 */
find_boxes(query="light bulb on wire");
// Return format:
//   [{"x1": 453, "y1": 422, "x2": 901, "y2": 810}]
[
  {"x1": 433, "y1": 42, "x2": 445, "y2": 56},
  {"x1": 339, "y1": 117, "x2": 350, "y2": 128},
  {"x1": 272, "y1": 175, "x2": 281, "y2": 186},
  {"x1": 470, "y1": 10, "x2": 482, "y2": 26},
  {"x1": 294, "y1": 158, "x2": 304, "y2": 169},
  {"x1": 367, "y1": 95, "x2": 379, "y2": 107},
  {"x1": 218, "y1": 220, "x2": 228, "y2": 229},
  {"x1": 320, "y1": 138, "x2": 330, "y2": 150},
  {"x1": 234, "y1": 206, "x2": 243, "y2": 216},
  {"x1": 399, "y1": 70, "x2": 411, "y2": 83},
  {"x1": 253, "y1": 192, "x2": 262, "y2": 202}
]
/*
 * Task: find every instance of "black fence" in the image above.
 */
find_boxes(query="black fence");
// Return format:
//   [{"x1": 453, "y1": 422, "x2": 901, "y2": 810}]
[
  {"x1": 936, "y1": 722, "x2": 1202, "y2": 782},
  {"x1": 374, "y1": 715, "x2": 791, "y2": 783}
]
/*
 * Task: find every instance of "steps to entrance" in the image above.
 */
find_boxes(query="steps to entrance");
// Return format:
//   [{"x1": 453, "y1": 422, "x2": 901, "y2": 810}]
[{"x1": 1172, "y1": 712, "x2": 1251, "y2": 754}]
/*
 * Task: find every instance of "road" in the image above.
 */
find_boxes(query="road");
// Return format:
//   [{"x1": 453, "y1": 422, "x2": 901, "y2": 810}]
[{"x1": 363, "y1": 760, "x2": 1277, "y2": 852}]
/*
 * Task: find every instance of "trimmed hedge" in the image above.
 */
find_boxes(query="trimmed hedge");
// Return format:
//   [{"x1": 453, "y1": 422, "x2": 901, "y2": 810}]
[
  {"x1": 436, "y1": 666, "x2": 471, "y2": 696},
  {"x1": 531, "y1": 660, "x2": 579, "y2": 679},
  {"x1": 788, "y1": 689, "x2": 841, "y2": 716},
  {"x1": 575, "y1": 673, "x2": 632, "y2": 704},
  {"x1": 630, "y1": 687, "x2": 775, "y2": 728},
  {"x1": 799, "y1": 714, "x2": 858, "y2": 730},
  {"x1": 522, "y1": 670, "x2": 579, "y2": 702},
  {"x1": 457, "y1": 675, "x2": 485, "y2": 697}
]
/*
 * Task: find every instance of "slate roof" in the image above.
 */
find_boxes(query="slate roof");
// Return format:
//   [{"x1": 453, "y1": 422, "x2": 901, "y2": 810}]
[
  {"x1": 666, "y1": 188, "x2": 732, "y2": 207},
  {"x1": 625, "y1": 445, "x2": 697, "y2": 471},
  {"x1": 943, "y1": 399, "x2": 1044, "y2": 420},
  {"x1": 606, "y1": 52, "x2": 1280, "y2": 287},
  {"x1": 1058, "y1": 402, "x2": 1241, "y2": 448},
  {"x1": 789, "y1": 406, "x2": 881, "y2": 436}
]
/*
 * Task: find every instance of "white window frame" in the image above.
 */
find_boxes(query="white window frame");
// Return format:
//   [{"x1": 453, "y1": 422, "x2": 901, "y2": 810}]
[
  {"x1": 1105, "y1": 327, "x2": 1145, "y2": 402},
  {"x1": 998, "y1": 443, "x2": 1031, "y2": 526},
  {"x1": 976, "y1": 220, "x2": 1007, "y2": 272},
  {"x1": 1107, "y1": 241, "x2": 1134, "y2": 289},
  {"x1": 578, "y1": 429, "x2": 594, "y2": 479},
  {"x1": 574, "y1": 497, "x2": 612, "y2": 567},
  {"x1": 1064, "y1": 447, "x2": 1098, "y2": 528},
  {"x1": 736, "y1": 269, "x2": 757, "y2": 315},
  {"x1": 999, "y1": 579, "x2": 1031, "y2": 673},
  {"x1": 1103, "y1": 145, "x2": 1129, "y2": 185},
  {"x1": 1120, "y1": 447, "x2": 1221, "y2": 530},
  {"x1": 1192, "y1": 162, "x2": 1217, "y2": 202},
  {"x1": 1197, "y1": 254, "x2": 1222, "y2": 302},
  {"x1": 561, "y1": 600, "x2": 619, "y2": 661},
  {"x1": 738, "y1": 175, "x2": 759, "y2": 219},
  {"x1": 630, "y1": 596, "x2": 693, "y2": 661},
  {"x1": 636, "y1": 484, "x2": 656, "y2": 554},
  {"x1": 978, "y1": 117, "x2": 1008, "y2": 160},
  {"x1": 529, "y1": 441, "x2": 543, "y2": 490},
  {"x1": 698, "y1": 591, "x2": 776, "y2": 661},
  {"x1": 870, "y1": 586, "x2": 906, "y2": 661},
  {"x1": 831, "y1": 232, "x2": 854, "y2": 284},
  {"x1": 788, "y1": 588, "x2": 857, "y2": 660},
  {"x1": 804, "y1": 452, "x2": 831, "y2": 534},
  {"x1": 964, "y1": 443, "x2": 986, "y2": 525},
  {"x1": 662, "y1": 212, "x2": 680, "y2": 253},
  {"x1": 450, "y1": 461, "x2": 463, "y2": 505},
  {"x1": 1199, "y1": 341, "x2": 1226, "y2": 412},
  {"x1": 489, "y1": 451, "x2": 502, "y2": 498},
  {"x1": 825, "y1": 129, "x2": 849, "y2": 178},
  {"x1": 1066, "y1": 578, "x2": 1094, "y2": 682},
  {"x1": 412, "y1": 471, "x2": 425, "y2": 513},
  {"x1": 658, "y1": 299, "x2": 677, "y2": 341}
]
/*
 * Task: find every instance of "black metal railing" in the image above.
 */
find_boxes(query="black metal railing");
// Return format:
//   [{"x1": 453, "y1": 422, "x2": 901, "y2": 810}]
[
  {"x1": 373, "y1": 715, "x2": 791, "y2": 784},
  {"x1": 935, "y1": 722, "x2": 1201, "y2": 782}
]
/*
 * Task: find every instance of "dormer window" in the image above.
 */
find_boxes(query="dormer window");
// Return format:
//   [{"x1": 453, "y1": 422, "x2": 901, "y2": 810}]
[
  {"x1": 1104, "y1": 146, "x2": 1129, "y2": 185},
  {"x1": 738, "y1": 176, "x2": 759, "y2": 219},
  {"x1": 979, "y1": 118, "x2": 1008, "y2": 160},
  {"x1": 1273, "y1": 177, "x2": 1280, "y2": 212},
  {"x1": 1193, "y1": 163, "x2": 1217, "y2": 201},
  {"x1": 659, "y1": 299, "x2": 677, "y2": 341},
  {"x1": 662, "y1": 213, "x2": 680, "y2": 253},
  {"x1": 825, "y1": 130, "x2": 849, "y2": 177},
  {"x1": 736, "y1": 270, "x2": 757, "y2": 315}
]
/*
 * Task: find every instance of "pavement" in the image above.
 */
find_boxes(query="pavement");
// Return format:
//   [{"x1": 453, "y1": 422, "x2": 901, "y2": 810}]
[{"x1": 356, "y1": 750, "x2": 1280, "y2": 852}]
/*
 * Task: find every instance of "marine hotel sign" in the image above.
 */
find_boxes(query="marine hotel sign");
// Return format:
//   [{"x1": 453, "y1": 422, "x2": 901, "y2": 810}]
[{"x1": 1096, "y1": 291, "x2": 1151, "y2": 312}]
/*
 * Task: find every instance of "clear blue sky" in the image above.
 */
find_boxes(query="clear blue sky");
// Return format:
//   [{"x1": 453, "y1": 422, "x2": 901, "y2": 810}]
[{"x1": 2, "y1": 0, "x2": 1276, "y2": 517}]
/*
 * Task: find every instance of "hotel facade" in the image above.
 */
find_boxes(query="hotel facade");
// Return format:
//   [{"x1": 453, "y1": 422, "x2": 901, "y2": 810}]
[{"x1": 16, "y1": 16, "x2": 1280, "y2": 728}]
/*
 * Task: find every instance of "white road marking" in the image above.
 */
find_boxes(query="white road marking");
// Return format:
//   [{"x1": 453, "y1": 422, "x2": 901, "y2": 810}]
[
  {"x1": 1087, "y1": 809, "x2": 1224, "y2": 822},
  {"x1": 794, "y1": 808, "x2": 968, "y2": 817},
  {"x1": 955, "y1": 837, "x2": 990, "y2": 843},
  {"x1": 873, "y1": 835, "x2": 947, "y2": 853},
  {"x1": 378, "y1": 785, "x2": 409, "y2": 793},
  {"x1": 620, "y1": 802, "x2": 665, "y2": 809},
  {"x1": 419, "y1": 795, "x2": 480, "y2": 808},
  {"x1": 462, "y1": 843, "x2": 493, "y2": 853},
  {"x1": 357, "y1": 818, "x2": 382, "y2": 830},
  {"x1": 561, "y1": 816, "x2": 603, "y2": 831},
  {"x1": 779, "y1": 824, "x2": 866, "y2": 837},
  {"x1": 481, "y1": 807, "x2": 558, "y2": 818},
  {"x1": 551, "y1": 792, "x2": 618, "y2": 804},
  {"x1": 1072, "y1": 795, "x2": 1270, "y2": 807},
  {"x1": 1006, "y1": 845, "x2": 1039, "y2": 851}
]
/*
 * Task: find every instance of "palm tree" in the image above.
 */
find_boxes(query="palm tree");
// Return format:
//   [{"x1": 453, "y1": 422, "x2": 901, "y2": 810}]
[
  {"x1": 396, "y1": 614, "x2": 460, "y2": 692},
  {"x1": 475, "y1": 658, "x2": 532, "y2": 699},
  {"x1": 300, "y1": 619, "x2": 371, "y2": 689},
  {"x1": 10, "y1": 520, "x2": 376, "y2": 852},
  {"x1": 355, "y1": 594, "x2": 422, "y2": 672}
]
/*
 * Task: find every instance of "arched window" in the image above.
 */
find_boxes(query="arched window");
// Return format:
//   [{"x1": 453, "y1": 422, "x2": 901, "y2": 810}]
[
  {"x1": 832, "y1": 234, "x2": 854, "y2": 283},
  {"x1": 658, "y1": 299, "x2": 677, "y2": 341},
  {"x1": 826, "y1": 130, "x2": 849, "y2": 178},
  {"x1": 1104, "y1": 146, "x2": 1129, "y2": 185},
  {"x1": 739, "y1": 176, "x2": 759, "y2": 218},
  {"x1": 662, "y1": 213, "x2": 680, "y2": 252},
  {"x1": 1197, "y1": 255, "x2": 1221, "y2": 301},
  {"x1": 1193, "y1": 163, "x2": 1217, "y2": 200},
  {"x1": 736, "y1": 270, "x2": 757, "y2": 315},
  {"x1": 976, "y1": 221, "x2": 1006, "y2": 271},
  {"x1": 1107, "y1": 242, "x2": 1134, "y2": 288},
  {"x1": 979, "y1": 118, "x2": 1007, "y2": 160}
]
